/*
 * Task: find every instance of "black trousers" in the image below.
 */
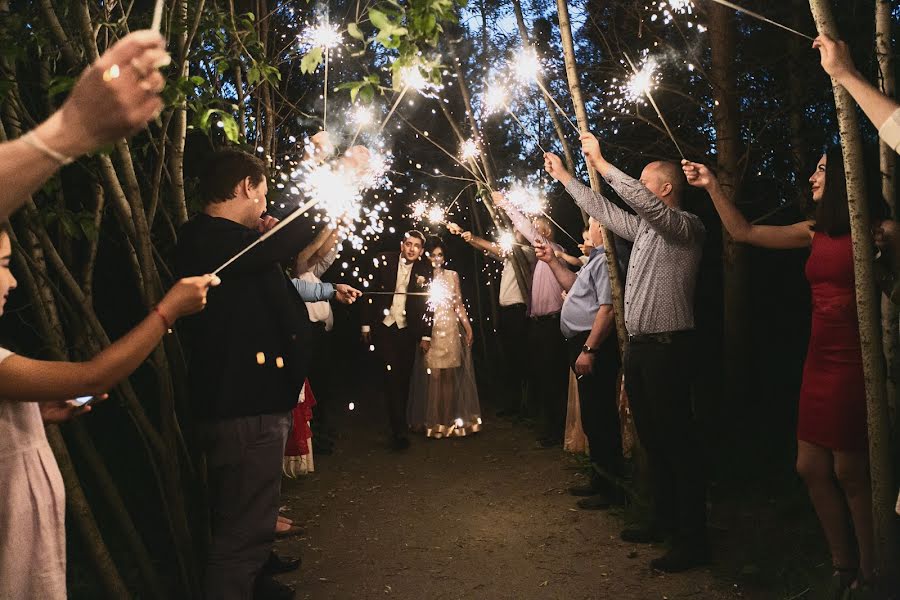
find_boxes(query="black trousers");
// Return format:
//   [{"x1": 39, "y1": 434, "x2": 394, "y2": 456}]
[
  {"x1": 373, "y1": 323, "x2": 417, "y2": 437},
  {"x1": 566, "y1": 332, "x2": 623, "y2": 484},
  {"x1": 201, "y1": 411, "x2": 292, "y2": 599},
  {"x1": 624, "y1": 333, "x2": 707, "y2": 545},
  {"x1": 527, "y1": 313, "x2": 569, "y2": 440},
  {"x1": 306, "y1": 322, "x2": 334, "y2": 426},
  {"x1": 498, "y1": 303, "x2": 528, "y2": 413}
]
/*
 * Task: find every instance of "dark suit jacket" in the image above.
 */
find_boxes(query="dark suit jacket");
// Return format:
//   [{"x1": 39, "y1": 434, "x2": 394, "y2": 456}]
[
  {"x1": 361, "y1": 250, "x2": 433, "y2": 340},
  {"x1": 176, "y1": 212, "x2": 314, "y2": 421}
]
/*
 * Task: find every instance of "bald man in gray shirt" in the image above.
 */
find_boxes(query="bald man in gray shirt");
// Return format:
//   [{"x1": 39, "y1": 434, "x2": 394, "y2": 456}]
[{"x1": 545, "y1": 133, "x2": 707, "y2": 573}]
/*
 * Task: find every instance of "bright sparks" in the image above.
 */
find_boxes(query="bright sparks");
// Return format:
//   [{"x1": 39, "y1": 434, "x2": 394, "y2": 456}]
[
  {"x1": 624, "y1": 58, "x2": 659, "y2": 103},
  {"x1": 427, "y1": 278, "x2": 453, "y2": 312},
  {"x1": 305, "y1": 22, "x2": 342, "y2": 49},
  {"x1": 426, "y1": 205, "x2": 446, "y2": 224},
  {"x1": 483, "y1": 84, "x2": 509, "y2": 115},
  {"x1": 459, "y1": 138, "x2": 480, "y2": 161},
  {"x1": 352, "y1": 105, "x2": 375, "y2": 126},
  {"x1": 497, "y1": 230, "x2": 516, "y2": 256},
  {"x1": 506, "y1": 183, "x2": 546, "y2": 217},
  {"x1": 410, "y1": 200, "x2": 429, "y2": 220},
  {"x1": 511, "y1": 48, "x2": 541, "y2": 84}
]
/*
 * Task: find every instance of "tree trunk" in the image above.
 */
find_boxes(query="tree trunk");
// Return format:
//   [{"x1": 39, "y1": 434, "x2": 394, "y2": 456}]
[
  {"x1": 708, "y1": 4, "x2": 750, "y2": 407},
  {"x1": 808, "y1": 0, "x2": 899, "y2": 580},
  {"x1": 875, "y1": 0, "x2": 898, "y2": 423},
  {"x1": 554, "y1": 0, "x2": 627, "y2": 353}
]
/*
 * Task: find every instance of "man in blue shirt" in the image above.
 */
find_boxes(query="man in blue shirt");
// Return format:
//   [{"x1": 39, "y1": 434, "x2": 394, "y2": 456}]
[{"x1": 535, "y1": 217, "x2": 623, "y2": 510}]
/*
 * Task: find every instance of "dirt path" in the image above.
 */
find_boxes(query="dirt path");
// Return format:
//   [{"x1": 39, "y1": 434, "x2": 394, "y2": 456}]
[{"x1": 275, "y1": 399, "x2": 773, "y2": 600}]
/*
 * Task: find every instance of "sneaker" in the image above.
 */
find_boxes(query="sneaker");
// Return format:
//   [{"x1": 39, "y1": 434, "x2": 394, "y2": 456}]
[
  {"x1": 649, "y1": 543, "x2": 711, "y2": 573},
  {"x1": 568, "y1": 481, "x2": 603, "y2": 497},
  {"x1": 262, "y1": 550, "x2": 301, "y2": 575}
]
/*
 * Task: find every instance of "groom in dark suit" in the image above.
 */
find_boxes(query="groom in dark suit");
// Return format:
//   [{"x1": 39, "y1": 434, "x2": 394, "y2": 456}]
[{"x1": 362, "y1": 230, "x2": 433, "y2": 450}]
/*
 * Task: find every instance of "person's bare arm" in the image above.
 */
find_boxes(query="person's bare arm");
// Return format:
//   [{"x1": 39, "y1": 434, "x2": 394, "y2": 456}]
[
  {"x1": 0, "y1": 31, "x2": 168, "y2": 220},
  {"x1": 535, "y1": 241, "x2": 577, "y2": 291},
  {"x1": 0, "y1": 276, "x2": 216, "y2": 402},
  {"x1": 556, "y1": 250, "x2": 583, "y2": 268},
  {"x1": 462, "y1": 231, "x2": 503, "y2": 261},
  {"x1": 294, "y1": 225, "x2": 335, "y2": 274},
  {"x1": 683, "y1": 161, "x2": 813, "y2": 250},
  {"x1": 815, "y1": 34, "x2": 899, "y2": 134}
]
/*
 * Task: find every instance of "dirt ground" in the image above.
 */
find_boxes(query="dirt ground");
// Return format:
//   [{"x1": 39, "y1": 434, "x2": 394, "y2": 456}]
[{"x1": 276, "y1": 397, "x2": 783, "y2": 600}]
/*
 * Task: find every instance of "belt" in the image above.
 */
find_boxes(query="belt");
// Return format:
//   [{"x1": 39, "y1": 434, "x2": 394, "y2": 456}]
[
  {"x1": 627, "y1": 330, "x2": 692, "y2": 345},
  {"x1": 530, "y1": 311, "x2": 561, "y2": 322},
  {"x1": 499, "y1": 303, "x2": 527, "y2": 310}
]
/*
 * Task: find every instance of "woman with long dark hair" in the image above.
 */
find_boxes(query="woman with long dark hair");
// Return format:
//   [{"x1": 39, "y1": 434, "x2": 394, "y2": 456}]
[{"x1": 683, "y1": 148, "x2": 875, "y2": 597}]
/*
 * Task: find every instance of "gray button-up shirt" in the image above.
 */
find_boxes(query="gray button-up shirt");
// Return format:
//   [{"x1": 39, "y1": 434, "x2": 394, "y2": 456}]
[
  {"x1": 560, "y1": 246, "x2": 613, "y2": 338},
  {"x1": 564, "y1": 166, "x2": 704, "y2": 335}
]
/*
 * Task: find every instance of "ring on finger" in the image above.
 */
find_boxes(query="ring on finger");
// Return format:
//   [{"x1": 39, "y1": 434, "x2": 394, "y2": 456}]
[{"x1": 102, "y1": 64, "x2": 121, "y2": 82}]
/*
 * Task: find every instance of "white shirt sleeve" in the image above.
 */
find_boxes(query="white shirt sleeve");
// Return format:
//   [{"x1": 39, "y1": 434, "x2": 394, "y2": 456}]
[
  {"x1": 0, "y1": 347, "x2": 12, "y2": 364},
  {"x1": 878, "y1": 108, "x2": 900, "y2": 155}
]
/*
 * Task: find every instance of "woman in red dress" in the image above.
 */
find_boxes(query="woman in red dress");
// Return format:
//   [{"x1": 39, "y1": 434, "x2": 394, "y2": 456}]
[{"x1": 683, "y1": 148, "x2": 874, "y2": 596}]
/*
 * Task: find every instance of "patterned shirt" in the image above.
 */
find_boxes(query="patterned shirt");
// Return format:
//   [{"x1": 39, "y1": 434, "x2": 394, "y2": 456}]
[{"x1": 564, "y1": 166, "x2": 705, "y2": 335}]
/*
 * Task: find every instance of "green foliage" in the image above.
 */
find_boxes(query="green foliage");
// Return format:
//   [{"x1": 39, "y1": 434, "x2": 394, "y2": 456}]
[
  {"x1": 300, "y1": 46, "x2": 324, "y2": 74},
  {"x1": 195, "y1": 108, "x2": 240, "y2": 143}
]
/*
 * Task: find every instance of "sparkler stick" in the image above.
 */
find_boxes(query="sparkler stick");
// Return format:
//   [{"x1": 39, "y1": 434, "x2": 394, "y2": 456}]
[
  {"x1": 535, "y1": 80, "x2": 580, "y2": 133},
  {"x1": 151, "y1": 0, "x2": 165, "y2": 32},
  {"x1": 706, "y1": 0, "x2": 814, "y2": 40},
  {"x1": 505, "y1": 108, "x2": 548, "y2": 154},
  {"x1": 399, "y1": 115, "x2": 490, "y2": 189},
  {"x1": 323, "y1": 45, "x2": 330, "y2": 130},
  {"x1": 538, "y1": 211, "x2": 581, "y2": 246},
  {"x1": 378, "y1": 86, "x2": 410, "y2": 133},
  {"x1": 212, "y1": 197, "x2": 318, "y2": 275},
  {"x1": 364, "y1": 291, "x2": 431, "y2": 295},
  {"x1": 623, "y1": 52, "x2": 686, "y2": 160}
]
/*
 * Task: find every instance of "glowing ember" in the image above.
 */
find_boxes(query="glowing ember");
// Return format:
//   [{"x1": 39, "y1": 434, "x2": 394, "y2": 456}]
[
  {"x1": 483, "y1": 84, "x2": 509, "y2": 115},
  {"x1": 497, "y1": 230, "x2": 516, "y2": 256},
  {"x1": 427, "y1": 278, "x2": 453, "y2": 312},
  {"x1": 305, "y1": 22, "x2": 342, "y2": 49},
  {"x1": 426, "y1": 205, "x2": 446, "y2": 224},
  {"x1": 459, "y1": 138, "x2": 480, "y2": 161},
  {"x1": 506, "y1": 183, "x2": 546, "y2": 217},
  {"x1": 667, "y1": 0, "x2": 695, "y2": 12},
  {"x1": 624, "y1": 58, "x2": 659, "y2": 103},
  {"x1": 352, "y1": 105, "x2": 375, "y2": 126},
  {"x1": 511, "y1": 48, "x2": 541, "y2": 83}
]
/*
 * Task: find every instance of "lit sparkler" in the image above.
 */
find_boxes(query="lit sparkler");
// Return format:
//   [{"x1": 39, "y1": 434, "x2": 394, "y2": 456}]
[
  {"x1": 622, "y1": 57, "x2": 660, "y2": 104},
  {"x1": 483, "y1": 84, "x2": 509, "y2": 116},
  {"x1": 426, "y1": 205, "x2": 446, "y2": 225},
  {"x1": 497, "y1": 231, "x2": 516, "y2": 256},
  {"x1": 459, "y1": 138, "x2": 481, "y2": 162},
  {"x1": 622, "y1": 52, "x2": 685, "y2": 160},
  {"x1": 506, "y1": 183, "x2": 546, "y2": 217},
  {"x1": 511, "y1": 48, "x2": 541, "y2": 84},
  {"x1": 303, "y1": 17, "x2": 343, "y2": 131},
  {"x1": 426, "y1": 278, "x2": 453, "y2": 313}
]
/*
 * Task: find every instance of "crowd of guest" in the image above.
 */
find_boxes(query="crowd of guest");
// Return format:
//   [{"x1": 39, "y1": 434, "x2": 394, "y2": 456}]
[{"x1": 1, "y1": 25, "x2": 900, "y2": 600}]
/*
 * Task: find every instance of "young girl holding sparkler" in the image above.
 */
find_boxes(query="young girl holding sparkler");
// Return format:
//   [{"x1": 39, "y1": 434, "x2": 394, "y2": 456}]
[{"x1": 0, "y1": 222, "x2": 216, "y2": 598}]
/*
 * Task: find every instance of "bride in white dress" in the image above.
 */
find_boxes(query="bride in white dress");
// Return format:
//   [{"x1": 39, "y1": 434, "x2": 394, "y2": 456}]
[{"x1": 408, "y1": 238, "x2": 483, "y2": 438}]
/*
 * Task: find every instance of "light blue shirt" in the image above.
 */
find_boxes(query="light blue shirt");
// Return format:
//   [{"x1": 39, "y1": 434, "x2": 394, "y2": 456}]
[
  {"x1": 291, "y1": 278, "x2": 335, "y2": 302},
  {"x1": 560, "y1": 246, "x2": 613, "y2": 339}
]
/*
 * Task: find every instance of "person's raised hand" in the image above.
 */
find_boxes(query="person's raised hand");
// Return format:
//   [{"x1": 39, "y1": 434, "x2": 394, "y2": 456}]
[
  {"x1": 681, "y1": 160, "x2": 718, "y2": 190},
  {"x1": 461, "y1": 231, "x2": 473, "y2": 243},
  {"x1": 334, "y1": 284, "x2": 362, "y2": 305},
  {"x1": 491, "y1": 191, "x2": 510, "y2": 211},
  {"x1": 158, "y1": 274, "x2": 220, "y2": 321},
  {"x1": 543, "y1": 152, "x2": 571, "y2": 185},
  {"x1": 258, "y1": 215, "x2": 279, "y2": 233},
  {"x1": 813, "y1": 34, "x2": 857, "y2": 83},
  {"x1": 534, "y1": 239, "x2": 554, "y2": 264},
  {"x1": 41, "y1": 31, "x2": 169, "y2": 159},
  {"x1": 579, "y1": 133, "x2": 604, "y2": 166},
  {"x1": 446, "y1": 222, "x2": 463, "y2": 236}
]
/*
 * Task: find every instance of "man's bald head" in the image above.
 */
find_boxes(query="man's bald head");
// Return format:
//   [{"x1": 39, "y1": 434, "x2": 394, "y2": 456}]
[{"x1": 640, "y1": 161, "x2": 687, "y2": 209}]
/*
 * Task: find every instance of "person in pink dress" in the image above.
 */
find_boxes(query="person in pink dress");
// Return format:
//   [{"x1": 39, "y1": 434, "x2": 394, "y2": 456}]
[{"x1": 684, "y1": 148, "x2": 876, "y2": 596}]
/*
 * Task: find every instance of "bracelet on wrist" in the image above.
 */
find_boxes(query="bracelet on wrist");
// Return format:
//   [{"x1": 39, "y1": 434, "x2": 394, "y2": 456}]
[
  {"x1": 152, "y1": 305, "x2": 173, "y2": 332},
  {"x1": 21, "y1": 131, "x2": 74, "y2": 166}
]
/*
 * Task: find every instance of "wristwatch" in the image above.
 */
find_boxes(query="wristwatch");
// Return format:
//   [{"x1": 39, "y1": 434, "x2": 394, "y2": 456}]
[{"x1": 581, "y1": 345, "x2": 597, "y2": 354}]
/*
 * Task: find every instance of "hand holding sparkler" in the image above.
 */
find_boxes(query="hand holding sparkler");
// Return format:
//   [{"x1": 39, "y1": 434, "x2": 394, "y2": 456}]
[
  {"x1": 490, "y1": 191, "x2": 510, "y2": 212},
  {"x1": 533, "y1": 239, "x2": 555, "y2": 264},
  {"x1": 681, "y1": 160, "x2": 719, "y2": 191},
  {"x1": 579, "y1": 133, "x2": 610, "y2": 175},
  {"x1": 543, "y1": 152, "x2": 572, "y2": 185},
  {"x1": 334, "y1": 283, "x2": 363, "y2": 304},
  {"x1": 812, "y1": 35, "x2": 858, "y2": 84},
  {"x1": 304, "y1": 131, "x2": 336, "y2": 164},
  {"x1": 446, "y1": 222, "x2": 463, "y2": 236}
]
